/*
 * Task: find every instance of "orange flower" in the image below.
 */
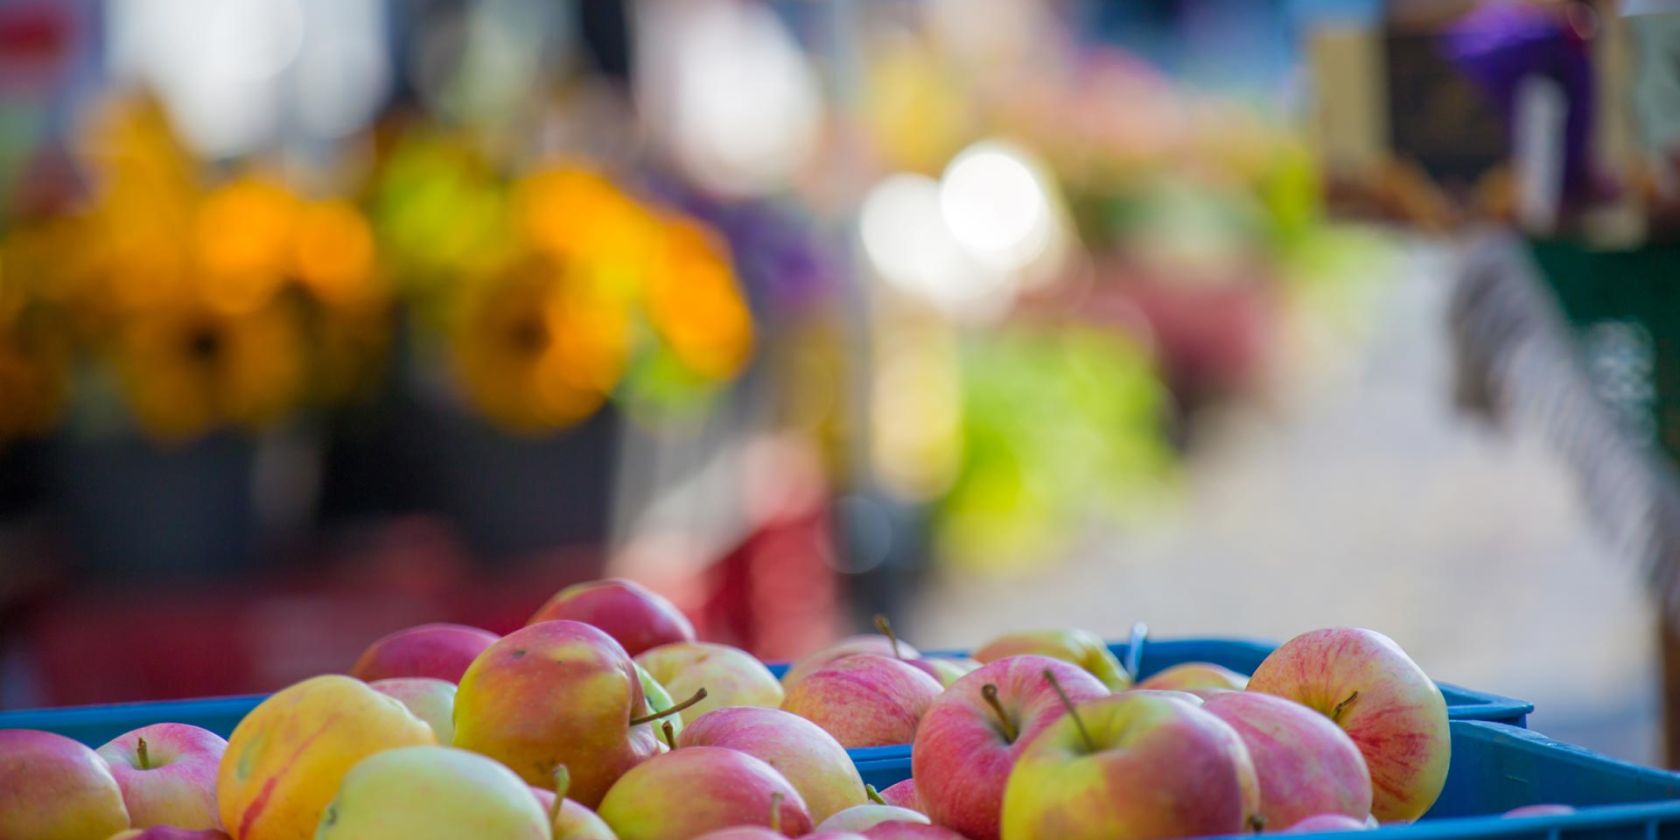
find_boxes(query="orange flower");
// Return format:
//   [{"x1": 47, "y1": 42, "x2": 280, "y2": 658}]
[
  {"x1": 451, "y1": 256, "x2": 631, "y2": 433},
  {"x1": 644, "y1": 219, "x2": 753, "y2": 381},
  {"x1": 192, "y1": 176, "x2": 298, "y2": 314},
  {"x1": 292, "y1": 199, "x2": 384, "y2": 309},
  {"x1": 113, "y1": 297, "x2": 305, "y2": 442}
]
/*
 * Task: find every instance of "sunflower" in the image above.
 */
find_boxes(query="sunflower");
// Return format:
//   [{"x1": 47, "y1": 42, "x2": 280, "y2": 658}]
[
  {"x1": 112, "y1": 296, "x2": 305, "y2": 443},
  {"x1": 643, "y1": 219, "x2": 753, "y2": 381},
  {"x1": 451, "y1": 255, "x2": 631, "y2": 434}
]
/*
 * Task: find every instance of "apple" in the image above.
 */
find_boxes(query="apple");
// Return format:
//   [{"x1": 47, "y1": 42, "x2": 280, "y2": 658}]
[
  {"x1": 862, "y1": 823, "x2": 969, "y2": 839},
  {"x1": 316, "y1": 745, "x2": 549, "y2": 839},
  {"x1": 1504, "y1": 805, "x2": 1576, "y2": 818},
  {"x1": 0, "y1": 729, "x2": 129, "y2": 840},
  {"x1": 453, "y1": 620, "x2": 672, "y2": 807},
  {"x1": 972, "y1": 629, "x2": 1132, "y2": 691},
  {"x1": 370, "y1": 678, "x2": 457, "y2": 744},
  {"x1": 530, "y1": 768, "x2": 616, "y2": 840},
  {"x1": 878, "y1": 780, "x2": 922, "y2": 812},
  {"x1": 636, "y1": 642, "x2": 784, "y2": 724},
  {"x1": 818, "y1": 805, "x2": 929, "y2": 832},
  {"x1": 781, "y1": 654, "x2": 943, "y2": 747},
  {"x1": 350, "y1": 622, "x2": 499, "y2": 683},
  {"x1": 528, "y1": 578, "x2": 695, "y2": 656},
  {"x1": 1000, "y1": 691, "x2": 1259, "y2": 840},
  {"x1": 97, "y1": 723, "x2": 227, "y2": 831},
  {"x1": 1246, "y1": 627, "x2": 1450, "y2": 823},
  {"x1": 679, "y1": 706, "x2": 867, "y2": 823},
  {"x1": 596, "y1": 746, "x2": 812, "y2": 840},
  {"x1": 218, "y1": 674, "x2": 435, "y2": 839},
  {"x1": 918, "y1": 657, "x2": 980, "y2": 687},
  {"x1": 1123, "y1": 689, "x2": 1205, "y2": 705},
  {"x1": 1201, "y1": 691, "x2": 1373, "y2": 828},
  {"x1": 781, "y1": 636, "x2": 918, "y2": 690},
  {"x1": 1283, "y1": 813, "x2": 1372, "y2": 833},
  {"x1": 108, "y1": 829, "x2": 231, "y2": 839},
  {"x1": 912, "y1": 655, "x2": 1110, "y2": 840},
  {"x1": 1136, "y1": 662, "x2": 1248, "y2": 693}
]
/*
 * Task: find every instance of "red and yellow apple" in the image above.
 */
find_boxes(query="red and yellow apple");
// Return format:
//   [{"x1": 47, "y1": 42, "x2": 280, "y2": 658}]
[
  {"x1": 878, "y1": 779, "x2": 922, "y2": 812},
  {"x1": 635, "y1": 642, "x2": 784, "y2": 724},
  {"x1": 350, "y1": 622, "x2": 499, "y2": 683},
  {"x1": 817, "y1": 805, "x2": 930, "y2": 833},
  {"x1": 0, "y1": 729, "x2": 130, "y2": 840},
  {"x1": 217, "y1": 674, "x2": 435, "y2": 839},
  {"x1": 98, "y1": 723, "x2": 227, "y2": 831},
  {"x1": 452, "y1": 619, "x2": 663, "y2": 806},
  {"x1": 596, "y1": 746, "x2": 812, "y2": 840},
  {"x1": 781, "y1": 654, "x2": 943, "y2": 747},
  {"x1": 369, "y1": 677, "x2": 457, "y2": 744},
  {"x1": 680, "y1": 706, "x2": 867, "y2": 823},
  {"x1": 1246, "y1": 627, "x2": 1450, "y2": 823},
  {"x1": 1201, "y1": 690, "x2": 1372, "y2": 828},
  {"x1": 780, "y1": 636, "x2": 917, "y2": 690},
  {"x1": 528, "y1": 578, "x2": 695, "y2": 656},
  {"x1": 1137, "y1": 662, "x2": 1247, "y2": 694},
  {"x1": 1000, "y1": 692, "x2": 1258, "y2": 840},
  {"x1": 912, "y1": 655, "x2": 1110, "y2": 840},
  {"x1": 973, "y1": 629, "x2": 1132, "y2": 691},
  {"x1": 315, "y1": 745, "x2": 549, "y2": 839}
]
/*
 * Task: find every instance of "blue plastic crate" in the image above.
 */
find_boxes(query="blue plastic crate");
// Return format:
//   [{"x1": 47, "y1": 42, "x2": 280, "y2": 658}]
[
  {"x1": 0, "y1": 636, "x2": 1531, "y2": 755},
  {"x1": 849, "y1": 721, "x2": 1680, "y2": 840}
]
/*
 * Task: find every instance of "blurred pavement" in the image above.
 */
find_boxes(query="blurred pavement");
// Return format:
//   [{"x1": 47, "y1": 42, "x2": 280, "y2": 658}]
[{"x1": 911, "y1": 243, "x2": 1660, "y2": 764}]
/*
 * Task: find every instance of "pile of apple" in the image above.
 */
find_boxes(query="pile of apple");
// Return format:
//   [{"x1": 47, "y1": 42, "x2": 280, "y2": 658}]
[{"x1": 0, "y1": 577, "x2": 1468, "y2": 840}]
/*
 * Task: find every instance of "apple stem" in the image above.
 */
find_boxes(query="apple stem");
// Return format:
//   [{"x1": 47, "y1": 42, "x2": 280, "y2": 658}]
[
  {"x1": 629, "y1": 688, "x2": 708, "y2": 726},
  {"x1": 661, "y1": 720, "x2": 677, "y2": 750},
  {"x1": 770, "y1": 791, "x2": 783, "y2": 834},
  {"x1": 873, "y1": 614, "x2": 904, "y2": 660},
  {"x1": 1043, "y1": 668, "x2": 1096, "y2": 752},
  {"x1": 866, "y1": 784, "x2": 885, "y2": 805},
  {"x1": 1331, "y1": 690, "x2": 1360, "y2": 724},
  {"x1": 136, "y1": 737, "x2": 151, "y2": 770},
  {"x1": 1249, "y1": 815, "x2": 1267, "y2": 833},
  {"x1": 554, "y1": 765, "x2": 571, "y2": 803},
  {"x1": 980, "y1": 683, "x2": 1019, "y2": 742}
]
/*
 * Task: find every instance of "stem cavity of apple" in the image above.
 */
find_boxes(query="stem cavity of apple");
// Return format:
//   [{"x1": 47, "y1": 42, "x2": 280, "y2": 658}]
[
  {"x1": 866, "y1": 784, "x2": 885, "y2": 805},
  {"x1": 1043, "y1": 668, "x2": 1097, "y2": 753},
  {"x1": 980, "y1": 683, "x2": 1019, "y2": 743},
  {"x1": 1331, "y1": 690, "x2": 1360, "y2": 724},
  {"x1": 661, "y1": 720, "x2": 678, "y2": 750},
  {"x1": 873, "y1": 614, "x2": 904, "y2": 660},
  {"x1": 136, "y1": 736, "x2": 152, "y2": 771},
  {"x1": 769, "y1": 791, "x2": 784, "y2": 834},
  {"x1": 1249, "y1": 815, "x2": 1268, "y2": 833},
  {"x1": 629, "y1": 687, "x2": 708, "y2": 726}
]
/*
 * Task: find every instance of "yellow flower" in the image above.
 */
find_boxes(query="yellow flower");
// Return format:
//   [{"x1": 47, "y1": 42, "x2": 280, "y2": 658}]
[
  {"x1": 113, "y1": 296, "x2": 305, "y2": 443},
  {"x1": 451, "y1": 256, "x2": 630, "y2": 433},
  {"x1": 192, "y1": 176, "x2": 298, "y2": 314},
  {"x1": 292, "y1": 199, "x2": 384, "y2": 309},
  {"x1": 515, "y1": 165, "x2": 654, "y2": 266},
  {"x1": 644, "y1": 219, "x2": 753, "y2": 381}
]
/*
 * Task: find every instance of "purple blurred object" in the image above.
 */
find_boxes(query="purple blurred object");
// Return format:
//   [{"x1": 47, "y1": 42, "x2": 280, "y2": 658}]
[
  {"x1": 642, "y1": 174, "x2": 837, "y2": 315},
  {"x1": 1441, "y1": 2, "x2": 1596, "y2": 200}
]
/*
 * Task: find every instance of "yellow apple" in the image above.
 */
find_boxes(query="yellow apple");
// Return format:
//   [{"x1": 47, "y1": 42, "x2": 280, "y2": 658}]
[{"x1": 218, "y1": 675, "x2": 435, "y2": 839}]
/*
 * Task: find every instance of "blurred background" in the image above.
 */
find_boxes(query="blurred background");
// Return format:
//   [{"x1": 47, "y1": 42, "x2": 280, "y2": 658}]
[{"x1": 2, "y1": 0, "x2": 1678, "y2": 766}]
